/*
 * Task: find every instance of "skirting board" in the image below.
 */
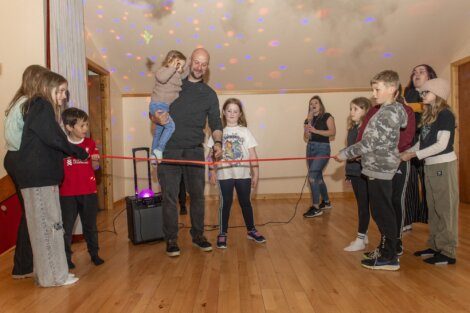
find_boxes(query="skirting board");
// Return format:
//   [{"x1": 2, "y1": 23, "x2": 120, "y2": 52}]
[{"x1": 112, "y1": 192, "x2": 354, "y2": 206}]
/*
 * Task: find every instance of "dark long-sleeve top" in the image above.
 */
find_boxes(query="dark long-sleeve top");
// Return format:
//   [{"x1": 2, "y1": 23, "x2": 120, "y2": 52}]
[
  {"x1": 16, "y1": 97, "x2": 87, "y2": 188},
  {"x1": 166, "y1": 79, "x2": 223, "y2": 149},
  {"x1": 357, "y1": 103, "x2": 416, "y2": 153}
]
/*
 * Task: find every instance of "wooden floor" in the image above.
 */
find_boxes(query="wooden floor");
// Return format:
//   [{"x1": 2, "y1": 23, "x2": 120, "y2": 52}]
[{"x1": 1, "y1": 197, "x2": 470, "y2": 313}]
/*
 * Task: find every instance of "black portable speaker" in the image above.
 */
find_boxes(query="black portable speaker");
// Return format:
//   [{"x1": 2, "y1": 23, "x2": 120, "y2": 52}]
[{"x1": 125, "y1": 147, "x2": 164, "y2": 244}]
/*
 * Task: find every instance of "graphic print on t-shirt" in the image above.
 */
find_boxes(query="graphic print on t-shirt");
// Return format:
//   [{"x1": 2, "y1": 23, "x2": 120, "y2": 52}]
[{"x1": 223, "y1": 134, "x2": 244, "y2": 166}]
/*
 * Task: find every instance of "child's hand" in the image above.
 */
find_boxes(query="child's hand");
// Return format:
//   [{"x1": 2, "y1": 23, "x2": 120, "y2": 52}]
[
  {"x1": 209, "y1": 170, "x2": 217, "y2": 185},
  {"x1": 251, "y1": 173, "x2": 259, "y2": 188},
  {"x1": 333, "y1": 155, "x2": 343, "y2": 162},
  {"x1": 400, "y1": 151, "x2": 415, "y2": 161}
]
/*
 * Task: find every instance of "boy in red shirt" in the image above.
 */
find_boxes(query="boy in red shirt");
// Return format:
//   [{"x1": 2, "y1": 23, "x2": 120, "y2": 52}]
[{"x1": 60, "y1": 108, "x2": 104, "y2": 269}]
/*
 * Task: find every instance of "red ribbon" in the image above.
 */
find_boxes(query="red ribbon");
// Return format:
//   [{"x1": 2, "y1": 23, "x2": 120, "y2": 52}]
[{"x1": 100, "y1": 155, "x2": 333, "y2": 166}]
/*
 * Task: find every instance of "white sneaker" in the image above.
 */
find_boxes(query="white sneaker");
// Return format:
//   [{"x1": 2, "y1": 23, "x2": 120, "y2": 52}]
[
  {"x1": 61, "y1": 276, "x2": 79, "y2": 286},
  {"x1": 344, "y1": 238, "x2": 366, "y2": 252}
]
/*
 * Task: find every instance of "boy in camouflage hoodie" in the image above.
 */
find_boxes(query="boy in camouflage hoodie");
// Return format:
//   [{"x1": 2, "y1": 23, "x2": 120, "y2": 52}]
[{"x1": 337, "y1": 70, "x2": 407, "y2": 271}]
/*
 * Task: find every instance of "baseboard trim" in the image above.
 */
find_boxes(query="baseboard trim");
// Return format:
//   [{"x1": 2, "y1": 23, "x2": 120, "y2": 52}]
[{"x1": 113, "y1": 192, "x2": 353, "y2": 204}]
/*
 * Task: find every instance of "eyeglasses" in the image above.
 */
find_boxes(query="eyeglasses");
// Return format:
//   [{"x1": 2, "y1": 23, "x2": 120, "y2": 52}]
[{"x1": 419, "y1": 90, "x2": 430, "y2": 97}]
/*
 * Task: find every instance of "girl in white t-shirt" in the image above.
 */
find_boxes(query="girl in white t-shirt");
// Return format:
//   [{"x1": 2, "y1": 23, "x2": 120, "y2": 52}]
[{"x1": 208, "y1": 98, "x2": 265, "y2": 249}]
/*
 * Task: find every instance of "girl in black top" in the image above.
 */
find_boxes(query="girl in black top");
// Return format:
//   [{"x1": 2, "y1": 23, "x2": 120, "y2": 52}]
[
  {"x1": 303, "y1": 95, "x2": 336, "y2": 218},
  {"x1": 343, "y1": 97, "x2": 372, "y2": 251},
  {"x1": 18, "y1": 71, "x2": 87, "y2": 287}
]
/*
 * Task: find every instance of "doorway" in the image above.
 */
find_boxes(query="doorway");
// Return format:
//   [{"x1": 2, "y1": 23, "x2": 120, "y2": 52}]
[
  {"x1": 87, "y1": 58, "x2": 113, "y2": 210},
  {"x1": 451, "y1": 56, "x2": 470, "y2": 204}
]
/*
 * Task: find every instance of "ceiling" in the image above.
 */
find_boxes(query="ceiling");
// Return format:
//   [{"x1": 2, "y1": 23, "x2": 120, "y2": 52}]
[{"x1": 83, "y1": 0, "x2": 470, "y2": 94}]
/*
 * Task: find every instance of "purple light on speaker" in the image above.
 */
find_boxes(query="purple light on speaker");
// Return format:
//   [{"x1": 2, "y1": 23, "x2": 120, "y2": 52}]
[{"x1": 138, "y1": 188, "x2": 154, "y2": 199}]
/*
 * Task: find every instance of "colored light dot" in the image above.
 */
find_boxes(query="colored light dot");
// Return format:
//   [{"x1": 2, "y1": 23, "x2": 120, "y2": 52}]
[
  {"x1": 279, "y1": 65, "x2": 287, "y2": 70},
  {"x1": 215, "y1": 83, "x2": 222, "y2": 89},
  {"x1": 317, "y1": 47, "x2": 326, "y2": 53},
  {"x1": 169, "y1": 29, "x2": 174, "y2": 34},
  {"x1": 269, "y1": 40, "x2": 280, "y2": 47},
  {"x1": 139, "y1": 72, "x2": 145, "y2": 76},
  {"x1": 258, "y1": 28, "x2": 264, "y2": 33},
  {"x1": 113, "y1": 18, "x2": 120, "y2": 23},
  {"x1": 123, "y1": 76, "x2": 128, "y2": 80},
  {"x1": 257, "y1": 17, "x2": 264, "y2": 23},
  {"x1": 209, "y1": 25, "x2": 216, "y2": 31},
  {"x1": 193, "y1": 19, "x2": 199, "y2": 25},
  {"x1": 192, "y1": 33, "x2": 200, "y2": 39},
  {"x1": 216, "y1": 2, "x2": 223, "y2": 8},
  {"x1": 259, "y1": 8, "x2": 269, "y2": 15},
  {"x1": 364, "y1": 17, "x2": 376, "y2": 23},
  {"x1": 269, "y1": 71, "x2": 281, "y2": 79},
  {"x1": 383, "y1": 52, "x2": 393, "y2": 58},
  {"x1": 245, "y1": 54, "x2": 252, "y2": 60},
  {"x1": 236, "y1": 33, "x2": 244, "y2": 39},
  {"x1": 246, "y1": 76, "x2": 253, "y2": 81},
  {"x1": 215, "y1": 44, "x2": 223, "y2": 49},
  {"x1": 229, "y1": 58, "x2": 238, "y2": 64},
  {"x1": 227, "y1": 31, "x2": 234, "y2": 37},
  {"x1": 225, "y1": 83, "x2": 235, "y2": 90},
  {"x1": 325, "y1": 75, "x2": 334, "y2": 80},
  {"x1": 301, "y1": 18, "x2": 309, "y2": 25}
]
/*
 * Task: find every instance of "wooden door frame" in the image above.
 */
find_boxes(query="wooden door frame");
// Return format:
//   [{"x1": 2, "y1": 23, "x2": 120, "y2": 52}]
[
  {"x1": 86, "y1": 58, "x2": 113, "y2": 210},
  {"x1": 450, "y1": 55, "x2": 470, "y2": 158}
]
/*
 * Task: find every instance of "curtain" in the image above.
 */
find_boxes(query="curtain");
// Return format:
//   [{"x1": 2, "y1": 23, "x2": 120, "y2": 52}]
[{"x1": 49, "y1": 0, "x2": 88, "y2": 113}]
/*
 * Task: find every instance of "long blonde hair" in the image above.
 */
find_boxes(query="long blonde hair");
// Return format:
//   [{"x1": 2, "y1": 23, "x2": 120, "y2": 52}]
[
  {"x1": 24, "y1": 71, "x2": 68, "y2": 122},
  {"x1": 420, "y1": 96, "x2": 453, "y2": 126},
  {"x1": 347, "y1": 97, "x2": 371, "y2": 130},
  {"x1": 5, "y1": 65, "x2": 49, "y2": 116},
  {"x1": 161, "y1": 50, "x2": 186, "y2": 67}
]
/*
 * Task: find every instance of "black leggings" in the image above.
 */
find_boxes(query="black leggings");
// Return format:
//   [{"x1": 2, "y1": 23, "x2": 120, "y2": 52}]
[
  {"x1": 350, "y1": 175, "x2": 370, "y2": 235},
  {"x1": 218, "y1": 178, "x2": 255, "y2": 234}
]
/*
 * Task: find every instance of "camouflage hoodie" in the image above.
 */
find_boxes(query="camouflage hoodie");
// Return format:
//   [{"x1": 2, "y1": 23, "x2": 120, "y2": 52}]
[{"x1": 338, "y1": 101, "x2": 407, "y2": 180}]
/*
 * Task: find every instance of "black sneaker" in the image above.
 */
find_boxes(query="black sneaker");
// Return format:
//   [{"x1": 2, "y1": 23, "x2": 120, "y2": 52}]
[
  {"x1": 363, "y1": 248, "x2": 381, "y2": 260},
  {"x1": 180, "y1": 207, "x2": 187, "y2": 215},
  {"x1": 423, "y1": 252, "x2": 456, "y2": 265},
  {"x1": 319, "y1": 201, "x2": 332, "y2": 210},
  {"x1": 303, "y1": 206, "x2": 323, "y2": 218},
  {"x1": 67, "y1": 259, "x2": 76, "y2": 270},
  {"x1": 414, "y1": 248, "x2": 438, "y2": 258},
  {"x1": 217, "y1": 234, "x2": 227, "y2": 249},
  {"x1": 91, "y1": 255, "x2": 104, "y2": 266},
  {"x1": 247, "y1": 229, "x2": 266, "y2": 243},
  {"x1": 396, "y1": 239, "x2": 403, "y2": 256},
  {"x1": 166, "y1": 240, "x2": 181, "y2": 257},
  {"x1": 361, "y1": 256, "x2": 400, "y2": 271},
  {"x1": 192, "y1": 235, "x2": 213, "y2": 252}
]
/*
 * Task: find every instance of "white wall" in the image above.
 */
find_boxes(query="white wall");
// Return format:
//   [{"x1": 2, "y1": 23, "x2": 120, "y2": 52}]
[
  {"x1": 0, "y1": 1, "x2": 46, "y2": 177},
  {"x1": 122, "y1": 91, "x2": 371, "y2": 197}
]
